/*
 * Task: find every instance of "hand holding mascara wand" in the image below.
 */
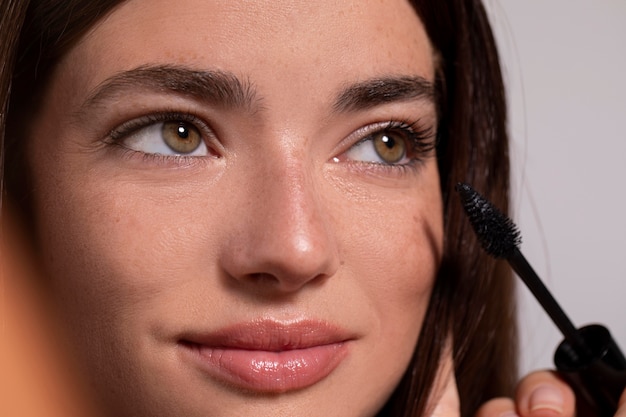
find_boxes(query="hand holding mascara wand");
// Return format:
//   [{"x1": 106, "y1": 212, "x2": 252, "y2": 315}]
[{"x1": 456, "y1": 183, "x2": 626, "y2": 417}]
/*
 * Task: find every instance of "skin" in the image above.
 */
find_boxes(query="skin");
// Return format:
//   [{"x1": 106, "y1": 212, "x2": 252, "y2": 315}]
[
  {"x1": 27, "y1": 0, "x2": 446, "y2": 416},
  {"x1": 481, "y1": 371, "x2": 626, "y2": 417}
]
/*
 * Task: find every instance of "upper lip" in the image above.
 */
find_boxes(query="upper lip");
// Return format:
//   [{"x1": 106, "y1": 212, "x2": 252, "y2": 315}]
[{"x1": 179, "y1": 318, "x2": 354, "y2": 351}]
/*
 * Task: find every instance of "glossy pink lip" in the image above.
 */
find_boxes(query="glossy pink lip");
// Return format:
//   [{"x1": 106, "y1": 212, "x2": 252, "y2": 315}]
[{"x1": 178, "y1": 319, "x2": 353, "y2": 393}]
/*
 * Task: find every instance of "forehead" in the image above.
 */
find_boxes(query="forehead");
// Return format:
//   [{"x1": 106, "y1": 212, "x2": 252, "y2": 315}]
[{"x1": 64, "y1": 0, "x2": 434, "y2": 93}]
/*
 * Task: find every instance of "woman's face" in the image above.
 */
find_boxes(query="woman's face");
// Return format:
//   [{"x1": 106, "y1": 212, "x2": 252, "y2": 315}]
[{"x1": 28, "y1": 0, "x2": 443, "y2": 415}]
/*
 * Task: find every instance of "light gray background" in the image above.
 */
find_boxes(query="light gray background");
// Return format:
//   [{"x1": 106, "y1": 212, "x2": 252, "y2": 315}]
[{"x1": 483, "y1": 1, "x2": 626, "y2": 375}]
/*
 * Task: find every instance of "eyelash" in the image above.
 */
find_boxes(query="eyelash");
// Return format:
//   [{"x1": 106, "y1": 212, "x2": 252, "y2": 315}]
[
  {"x1": 348, "y1": 119, "x2": 436, "y2": 168},
  {"x1": 108, "y1": 111, "x2": 210, "y2": 142},
  {"x1": 386, "y1": 119, "x2": 434, "y2": 154}
]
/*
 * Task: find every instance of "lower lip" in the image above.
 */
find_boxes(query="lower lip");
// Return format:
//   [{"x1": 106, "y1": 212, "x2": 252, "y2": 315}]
[{"x1": 181, "y1": 342, "x2": 349, "y2": 393}]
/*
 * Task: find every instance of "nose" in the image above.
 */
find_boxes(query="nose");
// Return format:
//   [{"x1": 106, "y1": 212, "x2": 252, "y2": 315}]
[{"x1": 219, "y1": 153, "x2": 340, "y2": 293}]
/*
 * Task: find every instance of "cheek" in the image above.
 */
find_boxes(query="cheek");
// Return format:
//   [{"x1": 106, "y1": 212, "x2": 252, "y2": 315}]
[
  {"x1": 29, "y1": 152, "x2": 206, "y2": 328},
  {"x1": 329, "y1": 165, "x2": 444, "y2": 393},
  {"x1": 331, "y1": 163, "x2": 443, "y2": 319},
  {"x1": 361, "y1": 201, "x2": 442, "y2": 341}
]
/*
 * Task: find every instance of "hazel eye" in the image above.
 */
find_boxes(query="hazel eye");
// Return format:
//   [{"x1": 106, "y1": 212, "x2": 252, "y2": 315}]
[
  {"x1": 118, "y1": 118, "x2": 209, "y2": 157},
  {"x1": 372, "y1": 132, "x2": 406, "y2": 164},
  {"x1": 162, "y1": 121, "x2": 203, "y2": 153},
  {"x1": 344, "y1": 129, "x2": 411, "y2": 165}
]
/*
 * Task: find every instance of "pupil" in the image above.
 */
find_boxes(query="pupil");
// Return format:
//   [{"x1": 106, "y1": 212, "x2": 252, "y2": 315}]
[
  {"x1": 177, "y1": 124, "x2": 189, "y2": 139},
  {"x1": 381, "y1": 135, "x2": 395, "y2": 149}
]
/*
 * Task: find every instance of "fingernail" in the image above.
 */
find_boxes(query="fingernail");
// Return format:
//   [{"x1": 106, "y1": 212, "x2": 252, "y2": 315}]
[{"x1": 529, "y1": 385, "x2": 564, "y2": 415}]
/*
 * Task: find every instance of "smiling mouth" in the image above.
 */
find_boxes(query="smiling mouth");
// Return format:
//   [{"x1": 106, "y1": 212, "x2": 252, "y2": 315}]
[{"x1": 177, "y1": 319, "x2": 353, "y2": 393}]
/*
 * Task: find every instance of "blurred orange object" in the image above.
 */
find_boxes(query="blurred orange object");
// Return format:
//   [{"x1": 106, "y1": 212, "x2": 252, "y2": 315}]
[{"x1": 1, "y1": 217, "x2": 97, "y2": 417}]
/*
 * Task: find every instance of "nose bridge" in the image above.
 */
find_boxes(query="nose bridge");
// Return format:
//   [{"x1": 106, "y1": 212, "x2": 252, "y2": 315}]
[
  {"x1": 222, "y1": 145, "x2": 339, "y2": 292},
  {"x1": 265, "y1": 154, "x2": 320, "y2": 249}
]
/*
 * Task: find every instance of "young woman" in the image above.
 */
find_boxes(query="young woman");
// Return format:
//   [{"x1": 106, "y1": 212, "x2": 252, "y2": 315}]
[{"x1": 4, "y1": 1, "x2": 619, "y2": 416}]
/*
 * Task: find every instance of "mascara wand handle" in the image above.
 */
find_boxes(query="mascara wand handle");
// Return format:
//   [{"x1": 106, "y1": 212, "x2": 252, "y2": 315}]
[
  {"x1": 508, "y1": 248, "x2": 592, "y2": 360},
  {"x1": 554, "y1": 324, "x2": 626, "y2": 417}
]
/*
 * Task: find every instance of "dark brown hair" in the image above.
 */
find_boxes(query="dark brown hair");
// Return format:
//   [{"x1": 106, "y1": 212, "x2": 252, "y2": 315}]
[
  {"x1": 1, "y1": 1, "x2": 517, "y2": 416},
  {"x1": 387, "y1": 2, "x2": 517, "y2": 416}
]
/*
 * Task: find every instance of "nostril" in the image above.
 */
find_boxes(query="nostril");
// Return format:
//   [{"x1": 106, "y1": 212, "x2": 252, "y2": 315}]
[
  {"x1": 243, "y1": 271, "x2": 331, "y2": 293},
  {"x1": 248, "y1": 273, "x2": 279, "y2": 286}
]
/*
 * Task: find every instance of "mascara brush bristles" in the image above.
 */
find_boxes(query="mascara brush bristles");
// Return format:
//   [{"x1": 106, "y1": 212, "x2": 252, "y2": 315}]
[{"x1": 455, "y1": 183, "x2": 521, "y2": 258}]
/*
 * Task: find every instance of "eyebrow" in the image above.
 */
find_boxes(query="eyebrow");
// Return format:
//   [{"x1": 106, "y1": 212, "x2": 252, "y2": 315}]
[
  {"x1": 332, "y1": 76, "x2": 436, "y2": 113},
  {"x1": 81, "y1": 64, "x2": 260, "y2": 113},
  {"x1": 79, "y1": 65, "x2": 434, "y2": 117}
]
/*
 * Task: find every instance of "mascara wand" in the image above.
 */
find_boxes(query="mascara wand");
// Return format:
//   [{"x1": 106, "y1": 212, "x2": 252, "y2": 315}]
[{"x1": 455, "y1": 182, "x2": 626, "y2": 417}]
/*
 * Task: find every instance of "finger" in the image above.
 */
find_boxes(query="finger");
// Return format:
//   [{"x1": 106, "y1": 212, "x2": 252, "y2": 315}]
[
  {"x1": 515, "y1": 370, "x2": 576, "y2": 417},
  {"x1": 475, "y1": 397, "x2": 518, "y2": 417}
]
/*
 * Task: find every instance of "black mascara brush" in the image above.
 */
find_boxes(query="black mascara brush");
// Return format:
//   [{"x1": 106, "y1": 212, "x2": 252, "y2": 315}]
[
  {"x1": 455, "y1": 183, "x2": 591, "y2": 359},
  {"x1": 456, "y1": 182, "x2": 626, "y2": 417}
]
